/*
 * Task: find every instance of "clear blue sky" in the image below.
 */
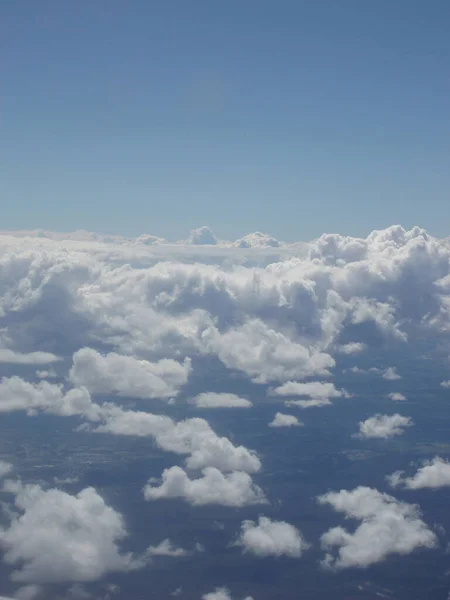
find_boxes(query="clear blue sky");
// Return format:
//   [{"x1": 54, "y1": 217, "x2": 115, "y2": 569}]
[{"x1": 2, "y1": 1, "x2": 449, "y2": 241}]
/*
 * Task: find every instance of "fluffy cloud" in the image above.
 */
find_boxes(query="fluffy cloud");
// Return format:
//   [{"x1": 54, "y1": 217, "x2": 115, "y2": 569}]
[
  {"x1": 388, "y1": 392, "x2": 407, "y2": 402},
  {"x1": 69, "y1": 348, "x2": 191, "y2": 400},
  {"x1": 272, "y1": 381, "x2": 347, "y2": 408},
  {"x1": 0, "y1": 481, "x2": 138, "y2": 583},
  {"x1": 143, "y1": 466, "x2": 267, "y2": 507},
  {"x1": 318, "y1": 486, "x2": 437, "y2": 569},
  {"x1": 387, "y1": 457, "x2": 450, "y2": 490},
  {"x1": 356, "y1": 414, "x2": 413, "y2": 439},
  {"x1": 440, "y1": 380, "x2": 450, "y2": 388},
  {"x1": 203, "y1": 588, "x2": 254, "y2": 600},
  {"x1": 94, "y1": 406, "x2": 261, "y2": 473},
  {"x1": 269, "y1": 413, "x2": 302, "y2": 428},
  {"x1": 203, "y1": 320, "x2": 334, "y2": 384},
  {"x1": 235, "y1": 516, "x2": 309, "y2": 557},
  {"x1": 190, "y1": 392, "x2": 252, "y2": 409}
]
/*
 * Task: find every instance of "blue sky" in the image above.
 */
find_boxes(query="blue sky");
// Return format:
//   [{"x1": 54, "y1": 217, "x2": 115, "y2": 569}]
[{"x1": 1, "y1": 0, "x2": 449, "y2": 241}]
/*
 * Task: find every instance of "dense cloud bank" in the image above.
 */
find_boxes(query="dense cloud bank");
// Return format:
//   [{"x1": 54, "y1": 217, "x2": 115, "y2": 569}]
[{"x1": 1, "y1": 225, "x2": 450, "y2": 598}]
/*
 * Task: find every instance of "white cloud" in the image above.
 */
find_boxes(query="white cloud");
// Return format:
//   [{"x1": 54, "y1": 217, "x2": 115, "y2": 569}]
[
  {"x1": 0, "y1": 349, "x2": 61, "y2": 365},
  {"x1": 382, "y1": 367, "x2": 402, "y2": 380},
  {"x1": 0, "y1": 460, "x2": 13, "y2": 478},
  {"x1": 202, "y1": 588, "x2": 254, "y2": 600},
  {"x1": 94, "y1": 406, "x2": 261, "y2": 473},
  {"x1": 440, "y1": 380, "x2": 450, "y2": 388},
  {"x1": 187, "y1": 226, "x2": 218, "y2": 246},
  {"x1": 269, "y1": 413, "x2": 302, "y2": 428},
  {"x1": 146, "y1": 539, "x2": 188, "y2": 557},
  {"x1": 387, "y1": 457, "x2": 450, "y2": 490},
  {"x1": 143, "y1": 466, "x2": 267, "y2": 507},
  {"x1": 388, "y1": 392, "x2": 407, "y2": 402},
  {"x1": 338, "y1": 342, "x2": 366, "y2": 355},
  {"x1": 271, "y1": 381, "x2": 344, "y2": 399},
  {"x1": 235, "y1": 516, "x2": 309, "y2": 558},
  {"x1": 356, "y1": 414, "x2": 413, "y2": 439},
  {"x1": 191, "y1": 392, "x2": 252, "y2": 409},
  {"x1": 69, "y1": 348, "x2": 191, "y2": 400},
  {"x1": 203, "y1": 320, "x2": 334, "y2": 384},
  {"x1": 318, "y1": 486, "x2": 437, "y2": 569},
  {"x1": 284, "y1": 398, "x2": 331, "y2": 409},
  {"x1": 0, "y1": 481, "x2": 139, "y2": 583}
]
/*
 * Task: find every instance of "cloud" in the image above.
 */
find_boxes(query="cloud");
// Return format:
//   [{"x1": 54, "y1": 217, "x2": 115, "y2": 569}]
[
  {"x1": 234, "y1": 516, "x2": 309, "y2": 558},
  {"x1": 388, "y1": 392, "x2": 407, "y2": 402},
  {"x1": 269, "y1": 413, "x2": 302, "y2": 428},
  {"x1": 387, "y1": 457, "x2": 450, "y2": 490},
  {"x1": 338, "y1": 342, "x2": 366, "y2": 355},
  {"x1": 69, "y1": 348, "x2": 191, "y2": 400},
  {"x1": 202, "y1": 588, "x2": 254, "y2": 600},
  {"x1": 146, "y1": 539, "x2": 188, "y2": 557},
  {"x1": 94, "y1": 406, "x2": 261, "y2": 473},
  {"x1": 356, "y1": 414, "x2": 413, "y2": 439},
  {"x1": 271, "y1": 381, "x2": 344, "y2": 399},
  {"x1": 190, "y1": 392, "x2": 252, "y2": 409},
  {"x1": 0, "y1": 349, "x2": 61, "y2": 365},
  {"x1": 318, "y1": 486, "x2": 437, "y2": 569},
  {"x1": 0, "y1": 460, "x2": 13, "y2": 478},
  {"x1": 233, "y1": 231, "x2": 280, "y2": 248},
  {"x1": 143, "y1": 466, "x2": 267, "y2": 507},
  {"x1": 203, "y1": 319, "x2": 335, "y2": 384},
  {"x1": 0, "y1": 481, "x2": 139, "y2": 583},
  {"x1": 187, "y1": 226, "x2": 217, "y2": 246},
  {"x1": 382, "y1": 367, "x2": 402, "y2": 380},
  {"x1": 440, "y1": 380, "x2": 450, "y2": 388}
]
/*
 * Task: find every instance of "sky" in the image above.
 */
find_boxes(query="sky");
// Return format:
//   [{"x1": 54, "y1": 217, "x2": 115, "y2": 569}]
[{"x1": 1, "y1": 0, "x2": 450, "y2": 242}]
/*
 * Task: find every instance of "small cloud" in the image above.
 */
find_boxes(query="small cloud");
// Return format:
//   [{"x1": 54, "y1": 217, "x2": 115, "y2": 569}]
[
  {"x1": 388, "y1": 392, "x2": 407, "y2": 402},
  {"x1": 284, "y1": 398, "x2": 331, "y2": 409},
  {"x1": 356, "y1": 414, "x2": 413, "y2": 439},
  {"x1": 0, "y1": 349, "x2": 61, "y2": 365},
  {"x1": 318, "y1": 486, "x2": 437, "y2": 569},
  {"x1": 234, "y1": 516, "x2": 309, "y2": 558},
  {"x1": 190, "y1": 392, "x2": 252, "y2": 409},
  {"x1": 382, "y1": 367, "x2": 402, "y2": 380},
  {"x1": 440, "y1": 380, "x2": 450, "y2": 388},
  {"x1": 187, "y1": 226, "x2": 217, "y2": 246},
  {"x1": 387, "y1": 456, "x2": 450, "y2": 490},
  {"x1": 202, "y1": 588, "x2": 254, "y2": 600},
  {"x1": 143, "y1": 466, "x2": 267, "y2": 507},
  {"x1": 269, "y1": 413, "x2": 302, "y2": 428},
  {"x1": 146, "y1": 538, "x2": 188, "y2": 558},
  {"x1": 338, "y1": 342, "x2": 367, "y2": 355}
]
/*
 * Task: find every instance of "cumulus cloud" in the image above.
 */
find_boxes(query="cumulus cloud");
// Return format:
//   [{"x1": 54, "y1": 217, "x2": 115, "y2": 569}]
[
  {"x1": 203, "y1": 588, "x2": 254, "y2": 600},
  {"x1": 187, "y1": 226, "x2": 218, "y2": 246},
  {"x1": 69, "y1": 348, "x2": 191, "y2": 400},
  {"x1": 235, "y1": 516, "x2": 309, "y2": 557},
  {"x1": 94, "y1": 406, "x2": 261, "y2": 473},
  {"x1": 356, "y1": 414, "x2": 413, "y2": 439},
  {"x1": 382, "y1": 367, "x2": 402, "y2": 380},
  {"x1": 388, "y1": 392, "x2": 407, "y2": 402},
  {"x1": 0, "y1": 349, "x2": 61, "y2": 365},
  {"x1": 318, "y1": 486, "x2": 437, "y2": 569},
  {"x1": 269, "y1": 413, "x2": 302, "y2": 428},
  {"x1": 387, "y1": 457, "x2": 450, "y2": 490},
  {"x1": 0, "y1": 481, "x2": 139, "y2": 583},
  {"x1": 203, "y1": 319, "x2": 334, "y2": 384},
  {"x1": 143, "y1": 466, "x2": 267, "y2": 507},
  {"x1": 440, "y1": 380, "x2": 450, "y2": 388},
  {"x1": 190, "y1": 392, "x2": 252, "y2": 409}
]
